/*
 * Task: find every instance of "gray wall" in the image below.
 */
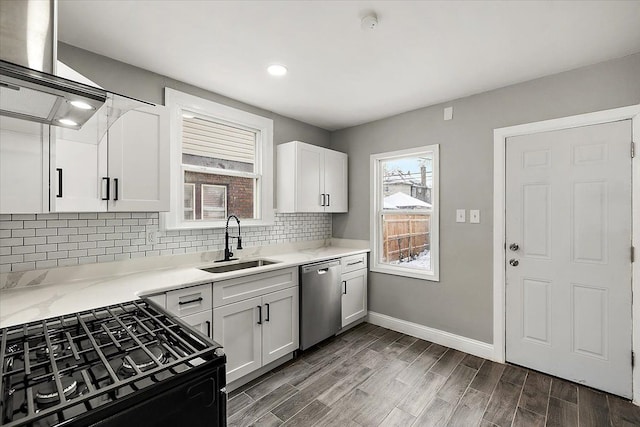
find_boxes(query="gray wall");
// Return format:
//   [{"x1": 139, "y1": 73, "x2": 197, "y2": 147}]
[
  {"x1": 58, "y1": 43, "x2": 331, "y2": 149},
  {"x1": 331, "y1": 53, "x2": 640, "y2": 344}
]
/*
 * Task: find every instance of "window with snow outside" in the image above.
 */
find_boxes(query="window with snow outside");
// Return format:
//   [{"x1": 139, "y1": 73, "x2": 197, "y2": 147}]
[{"x1": 370, "y1": 145, "x2": 439, "y2": 281}]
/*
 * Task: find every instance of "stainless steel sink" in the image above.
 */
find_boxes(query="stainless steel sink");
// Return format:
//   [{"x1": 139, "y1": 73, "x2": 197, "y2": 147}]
[{"x1": 200, "y1": 259, "x2": 279, "y2": 274}]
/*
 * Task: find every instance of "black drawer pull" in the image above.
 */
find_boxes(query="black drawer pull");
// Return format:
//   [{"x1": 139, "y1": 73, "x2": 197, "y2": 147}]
[
  {"x1": 343, "y1": 280, "x2": 347, "y2": 295},
  {"x1": 257, "y1": 305, "x2": 262, "y2": 325},
  {"x1": 206, "y1": 320, "x2": 211, "y2": 337},
  {"x1": 265, "y1": 303, "x2": 270, "y2": 322},
  {"x1": 347, "y1": 260, "x2": 364, "y2": 266},
  {"x1": 178, "y1": 297, "x2": 203, "y2": 305}
]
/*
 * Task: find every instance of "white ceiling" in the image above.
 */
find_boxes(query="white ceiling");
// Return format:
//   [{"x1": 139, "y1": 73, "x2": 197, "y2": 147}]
[{"x1": 58, "y1": 1, "x2": 640, "y2": 131}]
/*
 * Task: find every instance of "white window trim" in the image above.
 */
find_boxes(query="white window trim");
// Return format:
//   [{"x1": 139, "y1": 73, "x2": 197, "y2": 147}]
[
  {"x1": 201, "y1": 184, "x2": 227, "y2": 220},
  {"x1": 184, "y1": 183, "x2": 195, "y2": 221},
  {"x1": 370, "y1": 145, "x2": 440, "y2": 281},
  {"x1": 163, "y1": 88, "x2": 274, "y2": 230}
]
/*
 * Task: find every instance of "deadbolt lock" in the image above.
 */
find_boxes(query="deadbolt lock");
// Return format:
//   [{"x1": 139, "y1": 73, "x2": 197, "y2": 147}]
[{"x1": 509, "y1": 243, "x2": 519, "y2": 251}]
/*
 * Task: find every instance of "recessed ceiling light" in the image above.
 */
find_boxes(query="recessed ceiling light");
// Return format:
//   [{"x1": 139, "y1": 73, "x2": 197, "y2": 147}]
[
  {"x1": 267, "y1": 64, "x2": 287, "y2": 77},
  {"x1": 69, "y1": 100, "x2": 94, "y2": 110},
  {"x1": 59, "y1": 118, "x2": 78, "y2": 126},
  {"x1": 182, "y1": 113, "x2": 195, "y2": 119}
]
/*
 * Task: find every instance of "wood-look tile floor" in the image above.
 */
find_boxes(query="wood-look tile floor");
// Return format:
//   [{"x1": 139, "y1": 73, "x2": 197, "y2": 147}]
[{"x1": 227, "y1": 323, "x2": 640, "y2": 427}]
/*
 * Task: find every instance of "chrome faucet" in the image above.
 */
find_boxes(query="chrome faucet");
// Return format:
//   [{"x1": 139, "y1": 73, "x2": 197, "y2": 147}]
[{"x1": 222, "y1": 215, "x2": 242, "y2": 262}]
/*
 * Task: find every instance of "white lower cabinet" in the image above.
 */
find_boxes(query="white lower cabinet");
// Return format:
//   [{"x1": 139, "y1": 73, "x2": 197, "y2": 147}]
[
  {"x1": 213, "y1": 297, "x2": 263, "y2": 382},
  {"x1": 341, "y1": 270, "x2": 367, "y2": 328},
  {"x1": 180, "y1": 309, "x2": 213, "y2": 339},
  {"x1": 341, "y1": 253, "x2": 368, "y2": 328},
  {"x1": 212, "y1": 268, "x2": 299, "y2": 383},
  {"x1": 262, "y1": 287, "x2": 299, "y2": 365}
]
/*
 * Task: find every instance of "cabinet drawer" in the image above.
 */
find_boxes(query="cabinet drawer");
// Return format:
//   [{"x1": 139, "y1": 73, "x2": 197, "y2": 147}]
[
  {"x1": 166, "y1": 283, "x2": 212, "y2": 317},
  {"x1": 145, "y1": 293, "x2": 166, "y2": 309},
  {"x1": 341, "y1": 253, "x2": 368, "y2": 274},
  {"x1": 213, "y1": 268, "x2": 297, "y2": 308}
]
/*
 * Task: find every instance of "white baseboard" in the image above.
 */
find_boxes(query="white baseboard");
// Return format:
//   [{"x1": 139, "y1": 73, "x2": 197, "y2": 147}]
[{"x1": 367, "y1": 311, "x2": 495, "y2": 360}]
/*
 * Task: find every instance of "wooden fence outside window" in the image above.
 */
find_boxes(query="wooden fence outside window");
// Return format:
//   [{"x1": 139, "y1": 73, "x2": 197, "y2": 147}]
[{"x1": 382, "y1": 213, "x2": 430, "y2": 262}]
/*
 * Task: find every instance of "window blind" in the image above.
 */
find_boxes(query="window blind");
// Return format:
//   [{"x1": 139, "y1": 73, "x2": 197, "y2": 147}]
[{"x1": 183, "y1": 117, "x2": 256, "y2": 164}]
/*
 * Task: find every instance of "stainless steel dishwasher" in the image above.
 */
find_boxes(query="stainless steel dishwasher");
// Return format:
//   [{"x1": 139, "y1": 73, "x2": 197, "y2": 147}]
[{"x1": 299, "y1": 259, "x2": 342, "y2": 350}]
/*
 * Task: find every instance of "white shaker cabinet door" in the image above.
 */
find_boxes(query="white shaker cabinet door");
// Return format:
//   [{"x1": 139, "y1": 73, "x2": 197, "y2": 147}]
[
  {"x1": 341, "y1": 269, "x2": 367, "y2": 328},
  {"x1": 323, "y1": 148, "x2": 348, "y2": 213},
  {"x1": 0, "y1": 118, "x2": 48, "y2": 214},
  {"x1": 107, "y1": 105, "x2": 169, "y2": 212},
  {"x1": 262, "y1": 287, "x2": 299, "y2": 365},
  {"x1": 180, "y1": 310, "x2": 213, "y2": 339},
  {"x1": 213, "y1": 297, "x2": 262, "y2": 383},
  {"x1": 53, "y1": 134, "x2": 107, "y2": 212},
  {"x1": 295, "y1": 142, "x2": 323, "y2": 212}
]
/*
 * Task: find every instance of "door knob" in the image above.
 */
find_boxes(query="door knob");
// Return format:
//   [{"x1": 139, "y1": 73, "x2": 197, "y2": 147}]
[
  {"x1": 509, "y1": 259, "x2": 519, "y2": 267},
  {"x1": 509, "y1": 243, "x2": 519, "y2": 251}
]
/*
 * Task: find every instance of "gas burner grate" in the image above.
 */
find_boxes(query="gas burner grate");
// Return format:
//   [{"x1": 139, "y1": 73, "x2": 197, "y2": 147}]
[{"x1": 0, "y1": 300, "x2": 223, "y2": 427}]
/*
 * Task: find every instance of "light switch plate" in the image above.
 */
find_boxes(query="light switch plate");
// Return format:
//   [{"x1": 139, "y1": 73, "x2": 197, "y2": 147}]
[
  {"x1": 444, "y1": 106, "x2": 453, "y2": 121},
  {"x1": 456, "y1": 209, "x2": 465, "y2": 223},
  {"x1": 470, "y1": 209, "x2": 480, "y2": 223}
]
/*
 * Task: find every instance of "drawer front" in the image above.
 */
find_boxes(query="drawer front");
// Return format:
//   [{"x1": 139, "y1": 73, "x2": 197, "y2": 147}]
[
  {"x1": 213, "y1": 267, "x2": 298, "y2": 308},
  {"x1": 145, "y1": 293, "x2": 166, "y2": 309},
  {"x1": 166, "y1": 283, "x2": 212, "y2": 317},
  {"x1": 341, "y1": 253, "x2": 368, "y2": 274}
]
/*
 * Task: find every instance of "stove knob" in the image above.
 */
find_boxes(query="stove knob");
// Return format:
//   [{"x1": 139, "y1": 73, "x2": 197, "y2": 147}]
[{"x1": 214, "y1": 348, "x2": 225, "y2": 357}]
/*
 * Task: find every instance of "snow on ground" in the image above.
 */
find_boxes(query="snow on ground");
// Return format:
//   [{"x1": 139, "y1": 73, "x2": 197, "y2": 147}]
[{"x1": 389, "y1": 250, "x2": 431, "y2": 269}]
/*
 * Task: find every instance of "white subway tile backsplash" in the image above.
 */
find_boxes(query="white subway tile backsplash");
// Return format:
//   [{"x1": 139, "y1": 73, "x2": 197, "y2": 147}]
[{"x1": 0, "y1": 212, "x2": 331, "y2": 272}]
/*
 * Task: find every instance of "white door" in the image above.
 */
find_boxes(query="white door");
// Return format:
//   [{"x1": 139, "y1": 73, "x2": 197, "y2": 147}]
[
  {"x1": 0, "y1": 117, "x2": 48, "y2": 214},
  {"x1": 54, "y1": 135, "x2": 107, "y2": 212},
  {"x1": 108, "y1": 105, "x2": 169, "y2": 212},
  {"x1": 180, "y1": 310, "x2": 212, "y2": 339},
  {"x1": 213, "y1": 297, "x2": 262, "y2": 383},
  {"x1": 341, "y1": 270, "x2": 367, "y2": 327},
  {"x1": 324, "y1": 149, "x2": 348, "y2": 213},
  {"x1": 296, "y1": 142, "x2": 323, "y2": 212},
  {"x1": 505, "y1": 120, "x2": 633, "y2": 398},
  {"x1": 262, "y1": 287, "x2": 299, "y2": 365}
]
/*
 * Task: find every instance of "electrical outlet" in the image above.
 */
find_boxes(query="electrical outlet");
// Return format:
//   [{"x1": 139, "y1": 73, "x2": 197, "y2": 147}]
[
  {"x1": 470, "y1": 209, "x2": 480, "y2": 224},
  {"x1": 146, "y1": 228, "x2": 157, "y2": 245},
  {"x1": 456, "y1": 209, "x2": 466, "y2": 223}
]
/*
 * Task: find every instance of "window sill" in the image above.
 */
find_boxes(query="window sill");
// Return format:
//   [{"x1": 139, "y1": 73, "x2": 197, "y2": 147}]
[
  {"x1": 370, "y1": 265, "x2": 440, "y2": 282},
  {"x1": 161, "y1": 216, "x2": 275, "y2": 231}
]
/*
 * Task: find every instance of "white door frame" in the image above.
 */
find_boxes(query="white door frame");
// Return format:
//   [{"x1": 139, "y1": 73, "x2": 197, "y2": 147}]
[{"x1": 493, "y1": 104, "x2": 640, "y2": 402}]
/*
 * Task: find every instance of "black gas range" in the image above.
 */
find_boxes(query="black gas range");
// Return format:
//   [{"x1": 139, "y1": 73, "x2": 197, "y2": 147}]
[{"x1": 0, "y1": 300, "x2": 226, "y2": 427}]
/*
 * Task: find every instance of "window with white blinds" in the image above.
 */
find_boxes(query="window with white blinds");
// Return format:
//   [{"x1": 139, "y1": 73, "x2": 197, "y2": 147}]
[
  {"x1": 164, "y1": 88, "x2": 274, "y2": 230},
  {"x1": 182, "y1": 117, "x2": 256, "y2": 166}
]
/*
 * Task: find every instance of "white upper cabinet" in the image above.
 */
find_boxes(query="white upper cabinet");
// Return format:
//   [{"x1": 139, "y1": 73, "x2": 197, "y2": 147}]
[
  {"x1": 277, "y1": 140, "x2": 348, "y2": 213},
  {"x1": 51, "y1": 105, "x2": 169, "y2": 212},
  {"x1": 107, "y1": 106, "x2": 169, "y2": 212},
  {"x1": 0, "y1": 118, "x2": 49, "y2": 214}
]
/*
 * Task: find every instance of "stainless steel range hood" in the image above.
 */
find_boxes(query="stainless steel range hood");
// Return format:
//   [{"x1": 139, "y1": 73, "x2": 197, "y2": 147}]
[{"x1": 0, "y1": 0, "x2": 150, "y2": 131}]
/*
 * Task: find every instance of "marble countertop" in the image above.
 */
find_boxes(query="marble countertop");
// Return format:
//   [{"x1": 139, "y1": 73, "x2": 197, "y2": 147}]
[{"x1": 0, "y1": 241, "x2": 369, "y2": 328}]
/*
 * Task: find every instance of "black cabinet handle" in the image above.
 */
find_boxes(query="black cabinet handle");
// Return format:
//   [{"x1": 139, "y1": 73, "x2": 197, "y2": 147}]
[
  {"x1": 265, "y1": 303, "x2": 270, "y2": 322},
  {"x1": 206, "y1": 320, "x2": 211, "y2": 337},
  {"x1": 56, "y1": 168, "x2": 63, "y2": 198},
  {"x1": 327, "y1": 193, "x2": 330, "y2": 207},
  {"x1": 257, "y1": 305, "x2": 262, "y2": 325},
  {"x1": 320, "y1": 193, "x2": 326, "y2": 207},
  {"x1": 343, "y1": 280, "x2": 347, "y2": 295},
  {"x1": 178, "y1": 297, "x2": 203, "y2": 305},
  {"x1": 101, "y1": 177, "x2": 110, "y2": 200},
  {"x1": 113, "y1": 178, "x2": 119, "y2": 201}
]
